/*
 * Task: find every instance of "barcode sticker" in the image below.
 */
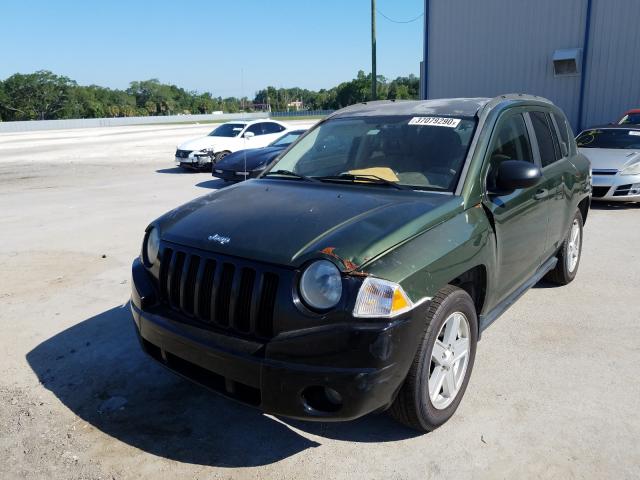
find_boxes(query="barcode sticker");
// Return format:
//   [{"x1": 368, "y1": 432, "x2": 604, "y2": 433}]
[{"x1": 408, "y1": 117, "x2": 461, "y2": 128}]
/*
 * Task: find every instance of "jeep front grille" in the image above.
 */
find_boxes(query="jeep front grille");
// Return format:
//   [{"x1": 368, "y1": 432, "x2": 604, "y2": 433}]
[{"x1": 158, "y1": 244, "x2": 279, "y2": 339}]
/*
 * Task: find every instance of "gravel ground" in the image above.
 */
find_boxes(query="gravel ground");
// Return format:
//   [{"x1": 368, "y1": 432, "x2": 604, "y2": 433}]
[{"x1": 0, "y1": 124, "x2": 639, "y2": 480}]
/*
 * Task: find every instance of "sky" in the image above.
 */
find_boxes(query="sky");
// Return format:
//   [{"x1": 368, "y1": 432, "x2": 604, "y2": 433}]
[{"x1": 0, "y1": 0, "x2": 424, "y2": 97}]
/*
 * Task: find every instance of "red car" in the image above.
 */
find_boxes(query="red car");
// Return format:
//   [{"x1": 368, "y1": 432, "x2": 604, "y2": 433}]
[{"x1": 617, "y1": 109, "x2": 640, "y2": 125}]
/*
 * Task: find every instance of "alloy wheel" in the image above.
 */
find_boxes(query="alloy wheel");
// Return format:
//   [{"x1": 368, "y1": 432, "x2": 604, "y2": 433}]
[
  {"x1": 567, "y1": 218, "x2": 581, "y2": 273},
  {"x1": 428, "y1": 312, "x2": 471, "y2": 410}
]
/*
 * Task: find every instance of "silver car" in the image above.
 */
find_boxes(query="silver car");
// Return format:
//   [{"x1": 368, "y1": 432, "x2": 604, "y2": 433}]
[{"x1": 576, "y1": 126, "x2": 640, "y2": 201}]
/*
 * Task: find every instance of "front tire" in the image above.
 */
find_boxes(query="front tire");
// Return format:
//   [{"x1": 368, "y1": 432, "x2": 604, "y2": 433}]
[
  {"x1": 545, "y1": 210, "x2": 583, "y2": 285},
  {"x1": 214, "y1": 151, "x2": 231, "y2": 163},
  {"x1": 389, "y1": 285, "x2": 478, "y2": 432}
]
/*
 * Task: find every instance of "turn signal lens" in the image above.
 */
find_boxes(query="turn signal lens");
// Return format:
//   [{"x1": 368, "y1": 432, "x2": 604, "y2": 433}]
[
  {"x1": 392, "y1": 288, "x2": 410, "y2": 311},
  {"x1": 353, "y1": 277, "x2": 413, "y2": 318}
]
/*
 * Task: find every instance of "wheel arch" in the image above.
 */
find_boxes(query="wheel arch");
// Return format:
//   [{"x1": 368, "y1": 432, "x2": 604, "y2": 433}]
[
  {"x1": 446, "y1": 265, "x2": 488, "y2": 319},
  {"x1": 577, "y1": 196, "x2": 590, "y2": 225}
]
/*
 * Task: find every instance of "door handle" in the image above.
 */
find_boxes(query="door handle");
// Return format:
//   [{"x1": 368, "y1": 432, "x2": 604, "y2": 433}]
[{"x1": 534, "y1": 189, "x2": 548, "y2": 200}]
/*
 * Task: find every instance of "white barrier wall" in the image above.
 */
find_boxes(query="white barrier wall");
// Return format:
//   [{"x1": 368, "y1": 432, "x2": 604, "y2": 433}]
[{"x1": 0, "y1": 112, "x2": 269, "y2": 133}]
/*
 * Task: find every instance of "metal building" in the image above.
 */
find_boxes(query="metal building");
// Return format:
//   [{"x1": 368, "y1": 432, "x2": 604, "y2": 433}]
[{"x1": 421, "y1": 0, "x2": 640, "y2": 132}]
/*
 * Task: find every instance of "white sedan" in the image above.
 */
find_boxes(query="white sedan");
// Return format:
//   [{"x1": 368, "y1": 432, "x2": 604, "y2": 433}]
[{"x1": 175, "y1": 119, "x2": 290, "y2": 169}]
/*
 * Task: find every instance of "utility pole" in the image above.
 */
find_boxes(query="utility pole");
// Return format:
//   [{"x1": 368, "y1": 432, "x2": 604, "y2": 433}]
[{"x1": 371, "y1": 0, "x2": 377, "y2": 100}]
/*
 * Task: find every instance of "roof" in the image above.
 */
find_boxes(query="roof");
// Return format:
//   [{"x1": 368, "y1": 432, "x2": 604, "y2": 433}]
[
  {"x1": 579, "y1": 124, "x2": 640, "y2": 133},
  {"x1": 329, "y1": 94, "x2": 555, "y2": 120},
  {"x1": 330, "y1": 98, "x2": 491, "y2": 119},
  {"x1": 221, "y1": 119, "x2": 287, "y2": 126}
]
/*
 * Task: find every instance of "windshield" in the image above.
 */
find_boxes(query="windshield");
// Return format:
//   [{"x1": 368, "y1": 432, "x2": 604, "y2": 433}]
[
  {"x1": 618, "y1": 113, "x2": 640, "y2": 125},
  {"x1": 576, "y1": 129, "x2": 640, "y2": 149},
  {"x1": 270, "y1": 130, "x2": 304, "y2": 147},
  {"x1": 267, "y1": 116, "x2": 476, "y2": 191},
  {"x1": 209, "y1": 123, "x2": 246, "y2": 137}
]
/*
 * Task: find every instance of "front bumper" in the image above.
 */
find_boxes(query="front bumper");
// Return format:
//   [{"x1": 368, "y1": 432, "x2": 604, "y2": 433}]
[
  {"x1": 591, "y1": 172, "x2": 640, "y2": 201},
  {"x1": 175, "y1": 153, "x2": 213, "y2": 168},
  {"x1": 130, "y1": 258, "x2": 426, "y2": 421},
  {"x1": 213, "y1": 168, "x2": 263, "y2": 182}
]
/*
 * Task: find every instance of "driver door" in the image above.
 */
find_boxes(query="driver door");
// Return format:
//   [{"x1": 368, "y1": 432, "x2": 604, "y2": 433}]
[{"x1": 482, "y1": 110, "x2": 548, "y2": 303}]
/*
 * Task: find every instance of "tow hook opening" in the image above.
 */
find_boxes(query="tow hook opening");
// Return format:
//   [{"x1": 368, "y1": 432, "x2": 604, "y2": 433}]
[{"x1": 301, "y1": 386, "x2": 343, "y2": 413}]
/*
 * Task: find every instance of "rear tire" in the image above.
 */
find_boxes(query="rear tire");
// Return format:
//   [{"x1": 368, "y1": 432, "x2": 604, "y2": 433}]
[
  {"x1": 545, "y1": 210, "x2": 583, "y2": 285},
  {"x1": 389, "y1": 285, "x2": 478, "y2": 432}
]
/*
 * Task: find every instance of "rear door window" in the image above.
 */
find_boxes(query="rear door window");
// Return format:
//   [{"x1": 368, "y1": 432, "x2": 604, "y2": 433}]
[
  {"x1": 246, "y1": 123, "x2": 265, "y2": 135},
  {"x1": 530, "y1": 111, "x2": 560, "y2": 167},
  {"x1": 263, "y1": 122, "x2": 286, "y2": 134},
  {"x1": 552, "y1": 112, "x2": 571, "y2": 152}
]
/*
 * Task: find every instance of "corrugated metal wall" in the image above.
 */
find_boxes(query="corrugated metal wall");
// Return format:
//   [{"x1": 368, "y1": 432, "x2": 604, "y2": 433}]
[
  {"x1": 581, "y1": 0, "x2": 640, "y2": 127},
  {"x1": 425, "y1": 0, "x2": 587, "y2": 129},
  {"x1": 424, "y1": 0, "x2": 640, "y2": 131}
]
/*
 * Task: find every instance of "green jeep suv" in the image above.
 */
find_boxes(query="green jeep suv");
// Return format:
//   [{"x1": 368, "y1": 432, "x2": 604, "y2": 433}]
[{"x1": 131, "y1": 95, "x2": 591, "y2": 431}]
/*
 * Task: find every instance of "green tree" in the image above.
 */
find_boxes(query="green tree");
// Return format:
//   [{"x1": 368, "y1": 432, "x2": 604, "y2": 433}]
[{"x1": 0, "y1": 70, "x2": 77, "y2": 120}]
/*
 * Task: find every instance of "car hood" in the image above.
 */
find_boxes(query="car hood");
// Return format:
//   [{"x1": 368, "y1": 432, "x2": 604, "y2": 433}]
[
  {"x1": 579, "y1": 148, "x2": 640, "y2": 171},
  {"x1": 216, "y1": 147, "x2": 284, "y2": 170},
  {"x1": 155, "y1": 180, "x2": 462, "y2": 270},
  {"x1": 178, "y1": 136, "x2": 236, "y2": 151}
]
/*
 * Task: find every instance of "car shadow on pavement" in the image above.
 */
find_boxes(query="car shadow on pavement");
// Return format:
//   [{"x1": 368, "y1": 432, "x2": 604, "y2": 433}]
[
  {"x1": 156, "y1": 167, "x2": 201, "y2": 174},
  {"x1": 26, "y1": 304, "x2": 418, "y2": 467},
  {"x1": 532, "y1": 279, "x2": 559, "y2": 289},
  {"x1": 589, "y1": 201, "x2": 640, "y2": 210},
  {"x1": 196, "y1": 179, "x2": 230, "y2": 189}
]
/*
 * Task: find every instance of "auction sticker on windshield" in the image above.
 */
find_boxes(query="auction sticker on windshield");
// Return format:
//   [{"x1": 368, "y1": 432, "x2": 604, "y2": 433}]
[{"x1": 408, "y1": 117, "x2": 461, "y2": 128}]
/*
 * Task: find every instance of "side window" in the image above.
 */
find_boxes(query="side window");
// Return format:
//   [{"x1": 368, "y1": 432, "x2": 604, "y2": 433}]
[
  {"x1": 530, "y1": 111, "x2": 559, "y2": 167},
  {"x1": 246, "y1": 123, "x2": 265, "y2": 135},
  {"x1": 552, "y1": 112, "x2": 571, "y2": 156},
  {"x1": 488, "y1": 113, "x2": 533, "y2": 163},
  {"x1": 263, "y1": 122, "x2": 285, "y2": 134},
  {"x1": 486, "y1": 113, "x2": 533, "y2": 189}
]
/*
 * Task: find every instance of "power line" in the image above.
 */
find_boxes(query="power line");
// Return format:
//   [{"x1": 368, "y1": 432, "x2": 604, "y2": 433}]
[{"x1": 376, "y1": 8, "x2": 424, "y2": 24}]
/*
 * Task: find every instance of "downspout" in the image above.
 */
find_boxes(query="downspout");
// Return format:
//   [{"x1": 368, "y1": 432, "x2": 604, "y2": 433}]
[
  {"x1": 422, "y1": 0, "x2": 430, "y2": 99},
  {"x1": 577, "y1": 0, "x2": 593, "y2": 131}
]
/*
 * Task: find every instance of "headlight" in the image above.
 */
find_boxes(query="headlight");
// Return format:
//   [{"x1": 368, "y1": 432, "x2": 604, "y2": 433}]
[
  {"x1": 621, "y1": 161, "x2": 640, "y2": 175},
  {"x1": 143, "y1": 227, "x2": 160, "y2": 266},
  {"x1": 353, "y1": 277, "x2": 412, "y2": 318},
  {"x1": 299, "y1": 260, "x2": 342, "y2": 310}
]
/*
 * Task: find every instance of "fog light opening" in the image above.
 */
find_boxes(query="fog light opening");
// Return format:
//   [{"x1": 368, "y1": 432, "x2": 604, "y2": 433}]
[{"x1": 301, "y1": 386, "x2": 343, "y2": 413}]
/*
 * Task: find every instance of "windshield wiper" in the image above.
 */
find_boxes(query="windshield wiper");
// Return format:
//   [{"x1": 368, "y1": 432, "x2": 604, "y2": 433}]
[
  {"x1": 316, "y1": 173, "x2": 411, "y2": 190},
  {"x1": 263, "y1": 169, "x2": 318, "y2": 182}
]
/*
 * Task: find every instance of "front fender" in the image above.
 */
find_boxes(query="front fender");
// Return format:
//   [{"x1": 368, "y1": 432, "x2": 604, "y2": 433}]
[{"x1": 361, "y1": 205, "x2": 495, "y2": 310}]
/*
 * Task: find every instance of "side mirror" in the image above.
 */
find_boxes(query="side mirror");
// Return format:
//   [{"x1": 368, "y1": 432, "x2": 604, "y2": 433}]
[
  {"x1": 493, "y1": 160, "x2": 541, "y2": 191},
  {"x1": 243, "y1": 131, "x2": 255, "y2": 139}
]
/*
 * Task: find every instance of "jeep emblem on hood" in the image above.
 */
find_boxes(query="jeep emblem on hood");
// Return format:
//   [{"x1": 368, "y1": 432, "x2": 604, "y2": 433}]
[{"x1": 208, "y1": 234, "x2": 230, "y2": 245}]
